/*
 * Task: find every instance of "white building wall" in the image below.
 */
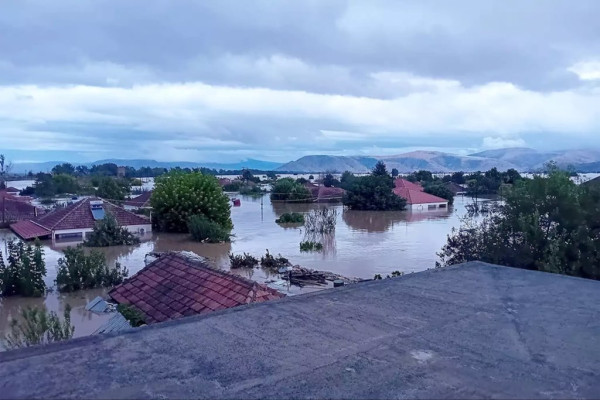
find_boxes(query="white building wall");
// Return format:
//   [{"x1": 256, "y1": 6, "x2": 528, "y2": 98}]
[{"x1": 409, "y1": 202, "x2": 448, "y2": 211}]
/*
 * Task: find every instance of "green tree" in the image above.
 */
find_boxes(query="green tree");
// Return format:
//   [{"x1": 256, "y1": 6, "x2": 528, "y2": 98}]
[
  {"x1": 84, "y1": 212, "x2": 141, "y2": 247},
  {"x1": 51, "y1": 163, "x2": 75, "y2": 175},
  {"x1": 270, "y1": 178, "x2": 312, "y2": 202},
  {"x1": 423, "y1": 182, "x2": 455, "y2": 205},
  {"x1": 438, "y1": 168, "x2": 600, "y2": 280},
  {"x1": 0, "y1": 240, "x2": 46, "y2": 297},
  {"x1": 96, "y1": 177, "x2": 128, "y2": 200},
  {"x1": 56, "y1": 246, "x2": 128, "y2": 292},
  {"x1": 451, "y1": 172, "x2": 466, "y2": 184},
  {"x1": 391, "y1": 168, "x2": 399, "y2": 178},
  {"x1": 151, "y1": 170, "x2": 232, "y2": 232},
  {"x1": 34, "y1": 173, "x2": 56, "y2": 197},
  {"x1": 343, "y1": 164, "x2": 406, "y2": 211},
  {"x1": 323, "y1": 173, "x2": 340, "y2": 188},
  {"x1": 0, "y1": 154, "x2": 11, "y2": 189},
  {"x1": 52, "y1": 174, "x2": 79, "y2": 194},
  {"x1": 372, "y1": 161, "x2": 389, "y2": 177}
]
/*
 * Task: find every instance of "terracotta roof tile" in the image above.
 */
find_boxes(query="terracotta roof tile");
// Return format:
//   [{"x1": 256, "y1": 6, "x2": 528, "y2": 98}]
[
  {"x1": 123, "y1": 191, "x2": 153, "y2": 208},
  {"x1": 108, "y1": 253, "x2": 285, "y2": 324},
  {"x1": 10, "y1": 220, "x2": 51, "y2": 239},
  {"x1": 393, "y1": 179, "x2": 448, "y2": 205}
]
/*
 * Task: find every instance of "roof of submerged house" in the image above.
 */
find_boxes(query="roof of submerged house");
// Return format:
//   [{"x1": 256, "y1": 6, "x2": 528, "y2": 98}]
[
  {"x1": 9, "y1": 220, "x2": 51, "y2": 239},
  {"x1": 2, "y1": 262, "x2": 600, "y2": 399},
  {"x1": 123, "y1": 191, "x2": 152, "y2": 208},
  {"x1": 109, "y1": 252, "x2": 284, "y2": 324},
  {"x1": 10, "y1": 197, "x2": 150, "y2": 238},
  {"x1": 393, "y1": 178, "x2": 448, "y2": 205}
]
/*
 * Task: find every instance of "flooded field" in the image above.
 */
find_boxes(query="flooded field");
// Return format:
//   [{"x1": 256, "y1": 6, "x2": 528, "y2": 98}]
[{"x1": 0, "y1": 194, "x2": 479, "y2": 342}]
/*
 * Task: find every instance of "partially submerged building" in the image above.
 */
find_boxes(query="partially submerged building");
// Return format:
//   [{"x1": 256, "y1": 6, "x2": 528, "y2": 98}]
[
  {"x1": 10, "y1": 197, "x2": 151, "y2": 240},
  {"x1": 393, "y1": 178, "x2": 449, "y2": 210},
  {"x1": 109, "y1": 252, "x2": 284, "y2": 324},
  {"x1": 304, "y1": 183, "x2": 345, "y2": 202},
  {"x1": 123, "y1": 191, "x2": 152, "y2": 210},
  {"x1": 0, "y1": 189, "x2": 39, "y2": 224}
]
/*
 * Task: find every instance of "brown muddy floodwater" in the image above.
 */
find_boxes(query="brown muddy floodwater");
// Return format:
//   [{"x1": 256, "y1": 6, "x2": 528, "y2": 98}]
[{"x1": 0, "y1": 194, "x2": 480, "y2": 346}]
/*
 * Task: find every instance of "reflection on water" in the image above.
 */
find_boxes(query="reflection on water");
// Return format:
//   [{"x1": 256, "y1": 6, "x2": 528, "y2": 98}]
[{"x1": 0, "y1": 194, "x2": 477, "y2": 343}]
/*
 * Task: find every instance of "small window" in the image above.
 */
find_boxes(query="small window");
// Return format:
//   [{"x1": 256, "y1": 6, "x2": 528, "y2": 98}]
[
  {"x1": 439, "y1": 203, "x2": 447, "y2": 208},
  {"x1": 428, "y1": 204, "x2": 436, "y2": 210}
]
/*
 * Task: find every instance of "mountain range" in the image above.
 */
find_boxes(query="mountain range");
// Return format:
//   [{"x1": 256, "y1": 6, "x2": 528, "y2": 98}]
[
  {"x1": 10, "y1": 148, "x2": 600, "y2": 174},
  {"x1": 10, "y1": 158, "x2": 283, "y2": 173},
  {"x1": 276, "y1": 148, "x2": 600, "y2": 173}
]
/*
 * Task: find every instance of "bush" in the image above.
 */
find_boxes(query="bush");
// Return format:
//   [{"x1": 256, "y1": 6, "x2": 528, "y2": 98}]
[
  {"x1": 260, "y1": 250, "x2": 290, "y2": 271},
  {"x1": 323, "y1": 173, "x2": 340, "y2": 188},
  {"x1": 438, "y1": 168, "x2": 600, "y2": 280},
  {"x1": 117, "y1": 304, "x2": 146, "y2": 327},
  {"x1": 188, "y1": 214, "x2": 231, "y2": 243},
  {"x1": 276, "y1": 212, "x2": 305, "y2": 224},
  {"x1": 305, "y1": 208, "x2": 337, "y2": 233},
  {"x1": 151, "y1": 171, "x2": 232, "y2": 233},
  {"x1": 19, "y1": 186, "x2": 35, "y2": 196},
  {"x1": 56, "y1": 246, "x2": 129, "y2": 292},
  {"x1": 0, "y1": 240, "x2": 46, "y2": 297},
  {"x1": 229, "y1": 253, "x2": 259, "y2": 269},
  {"x1": 84, "y1": 212, "x2": 141, "y2": 247},
  {"x1": 300, "y1": 241, "x2": 323, "y2": 252},
  {"x1": 3, "y1": 305, "x2": 74, "y2": 349},
  {"x1": 270, "y1": 178, "x2": 312, "y2": 202}
]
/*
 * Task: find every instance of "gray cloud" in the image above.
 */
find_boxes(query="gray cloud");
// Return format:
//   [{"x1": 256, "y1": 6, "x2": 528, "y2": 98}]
[{"x1": 1, "y1": 0, "x2": 600, "y2": 162}]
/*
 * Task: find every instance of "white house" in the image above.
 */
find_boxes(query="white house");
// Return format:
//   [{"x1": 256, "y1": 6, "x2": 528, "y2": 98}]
[{"x1": 393, "y1": 179, "x2": 449, "y2": 211}]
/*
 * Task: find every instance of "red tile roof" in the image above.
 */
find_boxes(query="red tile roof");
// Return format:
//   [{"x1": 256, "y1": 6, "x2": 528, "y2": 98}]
[
  {"x1": 304, "y1": 183, "x2": 345, "y2": 202},
  {"x1": 5, "y1": 187, "x2": 20, "y2": 193},
  {"x1": 123, "y1": 191, "x2": 153, "y2": 208},
  {"x1": 34, "y1": 197, "x2": 150, "y2": 231},
  {"x1": 394, "y1": 178, "x2": 424, "y2": 191},
  {"x1": 394, "y1": 187, "x2": 448, "y2": 205},
  {"x1": 10, "y1": 220, "x2": 51, "y2": 240},
  {"x1": 109, "y1": 253, "x2": 285, "y2": 324},
  {"x1": 393, "y1": 178, "x2": 447, "y2": 205}
]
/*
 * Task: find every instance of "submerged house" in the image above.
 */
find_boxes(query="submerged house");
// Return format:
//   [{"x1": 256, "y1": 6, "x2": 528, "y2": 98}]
[
  {"x1": 0, "y1": 189, "x2": 39, "y2": 224},
  {"x1": 123, "y1": 191, "x2": 153, "y2": 210},
  {"x1": 393, "y1": 178, "x2": 448, "y2": 211},
  {"x1": 10, "y1": 197, "x2": 151, "y2": 240},
  {"x1": 109, "y1": 252, "x2": 284, "y2": 324}
]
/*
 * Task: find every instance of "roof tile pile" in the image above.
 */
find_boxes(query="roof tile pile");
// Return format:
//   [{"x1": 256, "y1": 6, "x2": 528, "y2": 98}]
[{"x1": 109, "y1": 253, "x2": 285, "y2": 324}]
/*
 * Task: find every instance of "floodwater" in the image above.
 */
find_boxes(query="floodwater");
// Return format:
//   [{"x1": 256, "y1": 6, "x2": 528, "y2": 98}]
[
  {"x1": 0, "y1": 194, "x2": 476, "y2": 344},
  {"x1": 2, "y1": 172, "x2": 597, "y2": 346}
]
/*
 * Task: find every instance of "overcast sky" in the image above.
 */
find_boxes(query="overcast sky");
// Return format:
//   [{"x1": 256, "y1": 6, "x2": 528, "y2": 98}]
[{"x1": 2, "y1": 0, "x2": 600, "y2": 163}]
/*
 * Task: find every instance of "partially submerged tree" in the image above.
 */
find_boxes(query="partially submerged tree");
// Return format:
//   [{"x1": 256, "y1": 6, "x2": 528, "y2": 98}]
[
  {"x1": 56, "y1": 246, "x2": 128, "y2": 292},
  {"x1": 3, "y1": 305, "x2": 74, "y2": 350},
  {"x1": 343, "y1": 163, "x2": 406, "y2": 211},
  {"x1": 0, "y1": 240, "x2": 46, "y2": 297},
  {"x1": 151, "y1": 170, "x2": 232, "y2": 233},
  {"x1": 270, "y1": 178, "x2": 312, "y2": 202},
  {"x1": 84, "y1": 212, "x2": 141, "y2": 247}
]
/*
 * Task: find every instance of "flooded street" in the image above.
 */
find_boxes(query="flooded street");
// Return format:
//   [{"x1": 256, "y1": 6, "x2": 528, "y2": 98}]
[{"x1": 0, "y1": 194, "x2": 478, "y2": 343}]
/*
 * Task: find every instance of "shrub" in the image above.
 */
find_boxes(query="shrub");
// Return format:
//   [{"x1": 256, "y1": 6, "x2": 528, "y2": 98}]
[
  {"x1": 84, "y1": 212, "x2": 141, "y2": 247},
  {"x1": 151, "y1": 171, "x2": 232, "y2": 233},
  {"x1": 117, "y1": 304, "x2": 146, "y2": 327},
  {"x1": 270, "y1": 178, "x2": 312, "y2": 202},
  {"x1": 299, "y1": 241, "x2": 323, "y2": 252},
  {"x1": 373, "y1": 274, "x2": 382, "y2": 280},
  {"x1": 276, "y1": 212, "x2": 305, "y2": 224},
  {"x1": 56, "y1": 246, "x2": 128, "y2": 292},
  {"x1": 305, "y1": 208, "x2": 337, "y2": 233},
  {"x1": 229, "y1": 253, "x2": 259, "y2": 269},
  {"x1": 223, "y1": 181, "x2": 242, "y2": 192},
  {"x1": 260, "y1": 249, "x2": 290, "y2": 271},
  {"x1": 239, "y1": 185, "x2": 266, "y2": 196},
  {"x1": 188, "y1": 214, "x2": 231, "y2": 243},
  {"x1": 0, "y1": 240, "x2": 46, "y2": 297},
  {"x1": 3, "y1": 305, "x2": 74, "y2": 349}
]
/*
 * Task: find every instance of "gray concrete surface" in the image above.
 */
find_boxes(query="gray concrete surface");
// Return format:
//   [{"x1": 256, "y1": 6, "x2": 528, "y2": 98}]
[{"x1": 1, "y1": 262, "x2": 600, "y2": 399}]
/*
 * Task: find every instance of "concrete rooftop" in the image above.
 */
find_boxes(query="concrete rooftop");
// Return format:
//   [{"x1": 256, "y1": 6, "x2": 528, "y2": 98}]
[{"x1": 1, "y1": 262, "x2": 599, "y2": 399}]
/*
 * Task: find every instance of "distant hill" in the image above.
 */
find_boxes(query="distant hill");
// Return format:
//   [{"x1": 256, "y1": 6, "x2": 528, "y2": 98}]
[
  {"x1": 469, "y1": 148, "x2": 600, "y2": 170},
  {"x1": 276, "y1": 155, "x2": 376, "y2": 173},
  {"x1": 11, "y1": 158, "x2": 283, "y2": 173}
]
